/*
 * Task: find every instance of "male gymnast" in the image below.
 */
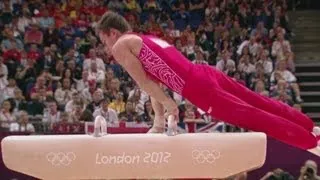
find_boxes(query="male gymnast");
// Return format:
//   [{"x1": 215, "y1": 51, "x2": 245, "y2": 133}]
[{"x1": 96, "y1": 11, "x2": 319, "y2": 151}]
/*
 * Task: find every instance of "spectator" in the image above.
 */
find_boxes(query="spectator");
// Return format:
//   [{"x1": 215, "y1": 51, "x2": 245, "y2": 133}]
[
  {"x1": 1, "y1": 29, "x2": 24, "y2": 51},
  {"x1": 254, "y1": 80, "x2": 269, "y2": 97},
  {"x1": 270, "y1": 79, "x2": 293, "y2": 105},
  {"x1": 124, "y1": 0, "x2": 141, "y2": 13},
  {"x1": 257, "y1": 50, "x2": 273, "y2": 75},
  {"x1": 251, "y1": 63, "x2": 270, "y2": 89},
  {"x1": 271, "y1": 61, "x2": 302, "y2": 102},
  {"x1": 179, "y1": 100, "x2": 203, "y2": 122},
  {"x1": 24, "y1": 23, "x2": 43, "y2": 45},
  {"x1": 105, "y1": 78, "x2": 121, "y2": 100},
  {"x1": 143, "y1": 0, "x2": 160, "y2": 13},
  {"x1": 0, "y1": 57, "x2": 9, "y2": 103},
  {"x1": 145, "y1": 14, "x2": 163, "y2": 37},
  {"x1": 40, "y1": 46, "x2": 56, "y2": 71},
  {"x1": 271, "y1": 31, "x2": 291, "y2": 59},
  {"x1": 43, "y1": 99, "x2": 61, "y2": 127},
  {"x1": 2, "y1": 41, "x2": 22, "y2": 64},
  {"x1": 52, "y1": 60, "x2": 64, "y2": 78},
  {"x1": 86, "y1": 90, "x2": 104, "y2": 113},
  {"x1": 251, "y1": 22, "x2": 268, "y2": 37},
  {"x1": 11, "y1": 88, "x2": 28, "y2": 114},
  {"x1": 216, "y1": 51, "x2": 236, "y2": 74},
  {"x1": 51, "y1": 112, "x2": 72, "y2": 134},
  {"x1": 30, "y1": 76, "x2": 53, "y2": 101},
  {"x1": 119, "y1": 100, "x2": 141, "y2": 122},
  {"x1": 50, "y1": 43, "x2": 62, "y2": 60},
  {"x1": 38, "y1": 9, "x2": 55, "y2": 29},
  {"x1": 107, "y1": 0, "x2": 125, "y2": 12},
  {"x1": 2, "y1": 78, "x2": 19, "y2": 101},
  {"x1": 92, "y1": 1, "x2": 108, "y2": 17},
  {"x1": 54, "y1": 78, "x2": 76, "y2": 108},
  {"x1": 109, "y1": 92, "x2": 126, "y2": 114},
  {"x1": 69, "y1": 99, "x2": 93, "y2": 122},
  {"x1": 180, "y1": 100, "x2": 205, "y2": 133},
  {"x1": 93, "y1": 97, "x2": 118, "y2": 124},
  {"x1": 83, "y1": 48, "x2": 105, "y2": 71},
  {"x1": 298, "y1": 160, "x2": 320, "y2": 180},
  {"x1": 88, "y1": 62, "x2": 105, "y2": 83},
  {"x1": 232, "y1": 71, "x2": 246, "y2": 87},
  {"x1": 15, "y1": 59, "x2": 37, "y2": 94},
  {"x1": 237, "y1": 36, "x2": 261, "y2": 57},
  {"x1": 238, "y1": 54, "x2": 256, "y2": 76},
  {"x1": 139, "y1": 100, "x2": 154, "y2": 123},
  {"x1": 166, "y1": 20, "x2": 181, "y2": 39},
  {"x1": 172, "y1": 3, "x2": 190, "y2": 31},
  {"x1": 205, "y1": 0, "x2": 219, "y2": 20},
  {"x1": 128, "y1": 88, "x2": 145, "y2": 116},
  {"x1": 269, "y1": 22, "x2": 286, "y2": 41},
  {"x1": 0, "y1": 100, "x2": 16, "y2": 129},
  {"x1": 282, "y1": 49, "x2": 295, "y2": 72},
  {"x1": 75, "y1": 70, "x2": 89, "y2": 92},
  {"x1": 27, "y1": 44, "x2": 41, "y2": 62},
  {"x1": 65, "y1": 92, "x2": 82, "y2": 113},
  {"x1": 9, "y1": 110, "x2": 35, "y2": 133},
  {"x1": 17, "y1": 10, "x2": 33, "y2": 33},
  {"x1": 81, "y1": 79, "x2": 103, "y2": 103}
]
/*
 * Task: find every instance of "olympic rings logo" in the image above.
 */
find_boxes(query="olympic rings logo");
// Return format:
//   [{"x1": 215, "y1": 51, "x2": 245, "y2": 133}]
[
  {"x1": 191, "y1": 149, "x2": 221, "y2": 164},
  {"x1": 46, "y1": 152, "x2": 76, "y2": 166}
]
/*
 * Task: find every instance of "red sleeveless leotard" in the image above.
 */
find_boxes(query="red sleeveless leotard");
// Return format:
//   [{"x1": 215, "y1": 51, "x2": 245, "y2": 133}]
[{"x1": 134, "y1": 34, "x2": 317, "y2": 150}]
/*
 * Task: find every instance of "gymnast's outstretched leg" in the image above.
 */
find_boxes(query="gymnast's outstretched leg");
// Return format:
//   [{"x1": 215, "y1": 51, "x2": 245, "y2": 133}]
[
  {"x1": 208, "y1": 86, "x2": 317, "y2": 150},
  {"x1": 214, "y1": 69, "x2": 314, "y2": 132}
]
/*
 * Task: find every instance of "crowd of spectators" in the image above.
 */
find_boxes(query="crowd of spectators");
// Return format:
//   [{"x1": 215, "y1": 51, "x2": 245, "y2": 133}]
[
  {"x1": 0, "y1": 0, "x2": 304, "y2": 135},
  {"x1": 260, "y1": 160, "x2": 320, "y2": 180}
]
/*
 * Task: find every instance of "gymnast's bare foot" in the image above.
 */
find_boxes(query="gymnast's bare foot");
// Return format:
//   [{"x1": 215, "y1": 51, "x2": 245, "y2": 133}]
[{"x1": 147, "y1": 126, "x2": 165, "y2": 133}]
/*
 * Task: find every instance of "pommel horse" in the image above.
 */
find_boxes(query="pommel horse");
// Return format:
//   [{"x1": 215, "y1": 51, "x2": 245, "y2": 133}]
[{"x1": 1, "y1": 116, "x2": 267, "y2": 180}]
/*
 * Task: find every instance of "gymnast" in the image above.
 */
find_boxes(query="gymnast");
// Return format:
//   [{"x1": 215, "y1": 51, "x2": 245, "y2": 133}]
[{"x1": 96, "y1": 11, "x2": 318, "y2": 151}]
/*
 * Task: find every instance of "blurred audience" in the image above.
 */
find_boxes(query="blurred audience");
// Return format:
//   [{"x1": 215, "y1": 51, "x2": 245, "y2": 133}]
[
  {"x1": 0, "y1": 0, "x2": 302, "y2": 141},
  {"x1": 298, "y1": 160, "x2": 320, "y2": 180}
]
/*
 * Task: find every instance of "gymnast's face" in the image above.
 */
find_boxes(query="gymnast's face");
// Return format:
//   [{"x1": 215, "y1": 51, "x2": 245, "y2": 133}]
[{"x1": 99, "y1": 29, "x2": 121, "y2": 55}]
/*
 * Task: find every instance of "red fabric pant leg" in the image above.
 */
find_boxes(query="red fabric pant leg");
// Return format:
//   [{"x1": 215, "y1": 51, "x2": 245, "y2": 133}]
[
  {"x1": 214, "y1": 69, "x2": 314, "y2": 132},
  {"x1": 207, "y1": 86, "x2": 317, "y2": 150}
]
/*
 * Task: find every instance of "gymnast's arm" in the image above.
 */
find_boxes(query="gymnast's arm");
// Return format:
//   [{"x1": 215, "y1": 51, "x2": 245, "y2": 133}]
[{"x1": 111, "y1": 36, "x2": 178, "y2": 115}]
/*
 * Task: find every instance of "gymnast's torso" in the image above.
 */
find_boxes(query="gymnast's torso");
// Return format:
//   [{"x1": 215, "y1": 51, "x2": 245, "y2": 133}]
[
  {"x1": 121, "y1": 33, "x2": 220, "y2": 112},
  {"x1": 135, "y1": 34, "x2": 195, "y2": 95}
]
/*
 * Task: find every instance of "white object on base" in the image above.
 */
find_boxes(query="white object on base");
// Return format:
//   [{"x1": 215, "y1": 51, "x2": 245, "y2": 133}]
[
  {"x1": 93, "y1": 116, "x2": 107, "y2": 137},
  {"x1": 1, "y1": 133, "x2": 266, "y2": 180}
]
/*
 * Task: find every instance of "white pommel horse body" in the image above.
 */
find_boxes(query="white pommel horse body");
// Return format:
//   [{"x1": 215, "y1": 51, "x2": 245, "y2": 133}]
[{"x1": 1, "y1": 116, "x2": 267, "y2": 180}]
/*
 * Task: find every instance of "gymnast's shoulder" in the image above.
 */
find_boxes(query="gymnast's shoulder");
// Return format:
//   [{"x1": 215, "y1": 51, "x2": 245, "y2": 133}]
[{"x1": 112, "y1": 34, "x2": 142, "y2": 56}]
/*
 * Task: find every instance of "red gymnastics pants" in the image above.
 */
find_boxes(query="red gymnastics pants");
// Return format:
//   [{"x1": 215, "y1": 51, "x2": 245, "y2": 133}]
[{"x1": 181, "y1": 65, "x2": 317, "y2": 150}]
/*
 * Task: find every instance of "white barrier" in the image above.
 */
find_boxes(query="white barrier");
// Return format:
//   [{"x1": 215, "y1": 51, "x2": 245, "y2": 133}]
[{"x1": 1, "y1": 132, "x2": 266, "y2": 179}]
